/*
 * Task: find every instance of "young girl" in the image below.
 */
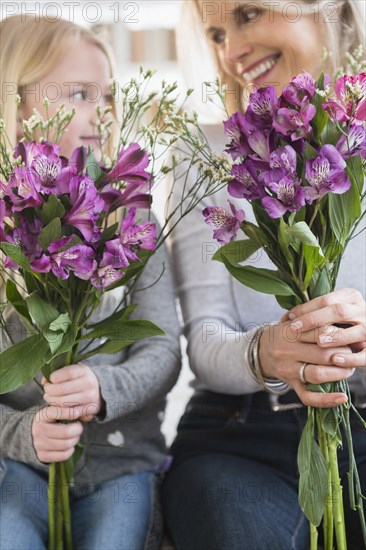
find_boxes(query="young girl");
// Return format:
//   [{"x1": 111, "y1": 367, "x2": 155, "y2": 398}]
[
  {"x1": 0, "y1": 15, "x2": 181, "y2": 550},
  {"x1": 163, "y1": 2, "x2": 366, "y2": 549}
]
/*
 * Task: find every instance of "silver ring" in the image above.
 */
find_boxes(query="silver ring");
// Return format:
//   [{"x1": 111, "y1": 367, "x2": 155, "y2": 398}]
[{"x1": 299, "y1": 362, "x2": 309, "y2": 384}]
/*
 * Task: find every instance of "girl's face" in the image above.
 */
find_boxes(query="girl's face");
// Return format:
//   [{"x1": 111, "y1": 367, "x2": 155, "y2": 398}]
[
  {"x1": 198, "y1": 1, "x2": 328, "y2": 95},
  {"x1": 19, "y1": 38, "x2": 112, "y2": 158}
]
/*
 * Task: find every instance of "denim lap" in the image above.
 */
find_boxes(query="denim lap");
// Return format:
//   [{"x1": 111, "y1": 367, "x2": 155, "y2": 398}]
[{"x1": 0, "y1": 458, "x2": 157, "y2": 550}]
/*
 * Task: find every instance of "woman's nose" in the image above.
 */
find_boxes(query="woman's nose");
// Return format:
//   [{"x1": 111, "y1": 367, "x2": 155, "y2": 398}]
[{"x1": 224, "y1": 29, "x2": 253, "y2": 63}]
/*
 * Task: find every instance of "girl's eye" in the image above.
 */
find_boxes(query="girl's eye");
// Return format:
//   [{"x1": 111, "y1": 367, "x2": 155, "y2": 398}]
[
  {"x1": 103, "y1": 94, "x2": 114, "y2": 105},
  {"x1": 72, "y1": 90, "x2": 87, "y2": 101},
  {"x1": 239, "y1": 6, "x2": 262, "y2": 24}
]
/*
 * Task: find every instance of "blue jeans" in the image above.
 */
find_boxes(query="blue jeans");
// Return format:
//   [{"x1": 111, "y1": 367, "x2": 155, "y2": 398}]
[
  {"x1": 0, "y1": 458, "x2": 162, "y2": 550},
  {"x1": 162, "y1": 390, "x2": 366, "y2": 550}
]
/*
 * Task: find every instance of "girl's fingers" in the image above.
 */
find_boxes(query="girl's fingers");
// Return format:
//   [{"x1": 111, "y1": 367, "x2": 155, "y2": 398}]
[
  {"x1": 36, "y1": 449, "x2": 76, "y2": 464},
  {"x1": 43, "y1": 378, "x2": 86, "y2": 397},
  {"x1": 48, "y1": 364, "x2": 86, "y2": 384}
]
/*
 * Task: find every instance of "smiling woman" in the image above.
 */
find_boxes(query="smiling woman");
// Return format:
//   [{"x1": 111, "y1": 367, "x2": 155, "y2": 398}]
[
  {"x1": 163, "y1": 1, "x2": 366, "y2": 549},
  {"x1": 178, "y1": 0, "x2": 365, "y2": 114}
]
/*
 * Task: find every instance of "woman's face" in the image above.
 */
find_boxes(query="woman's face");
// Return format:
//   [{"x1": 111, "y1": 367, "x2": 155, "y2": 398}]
[
  {"x1": 19, "y1": 38, "x2": 112, "y2": 159},
  {"x1": 198, "y1": 1, "x2": 328, "y2": 95}
]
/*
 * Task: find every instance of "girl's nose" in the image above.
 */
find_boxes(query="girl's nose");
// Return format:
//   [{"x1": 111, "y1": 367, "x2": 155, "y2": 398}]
[{"x1": 224, "y1": 29, "x2": 253, "y2": 64}]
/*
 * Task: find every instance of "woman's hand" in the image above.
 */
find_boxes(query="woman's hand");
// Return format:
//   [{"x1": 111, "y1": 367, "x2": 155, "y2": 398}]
[
  {"x1": 287, "y1": 288, "x2": 366, "y2": 368},
  {"x1": 42, "y1": 363, "x2": 104, "y2": 422},
  {"x1": 31, "y1": 406, "x2": 83, "y2": 463},
  {"x1": 258, "y1": 321, "x2": 354, "y2": 408}
]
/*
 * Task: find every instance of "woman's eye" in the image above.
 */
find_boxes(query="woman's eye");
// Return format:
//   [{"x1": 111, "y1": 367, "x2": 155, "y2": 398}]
[
  {"x1": 103, "y1": 94, "x2": 114, "y2": 105},
  {"x1": 239, "y1": 6, "x2": 261, "y2": 24}
]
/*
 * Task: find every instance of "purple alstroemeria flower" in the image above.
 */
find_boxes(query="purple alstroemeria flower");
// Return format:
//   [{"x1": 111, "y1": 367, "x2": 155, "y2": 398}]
[
  {"x1": 304, "y1": 144, "x2": 351, "y2": 201},
  {"x1": 323, "y1": 72, "x2": 366, "y2": 124},
  {"x1": 228, "y1": 160, "x2": 265, "y2": 200},
  {"x1": 7, "y1": 167, "x2": 44, "y2": 211},
  {"x1": 247, "y1": 129, "x2": 275, "y2": 163},
  {"x1": 262, "y1": 175, "x2": 306, "y2": 218},
  {"x1": 4, "y1": 218, "x2": 44, "y2": 268},
  {"x1": 246, "y1": 86, "x2": 279, "y2": 129},
  {"x1": 102, "y1": 143, "x2": 151, "y2": 186},
  {"x1": 224, "y1": 112, "x2": 254, "y2": 160},
  {"x1": 64, "y1": 176, "x2": 104, "y2": 241},
  {"x1": 273, "y1": 101, "x2": 316, "y2": 141},
  {"x1": 119, "y1": 208, "x2": 157, "y2": 262},
  {"x1": 0, "y1": 199, "x2": 5, "y2": 242},
  {"x1": 90, "y1": 265, "x2": 125, "y2": 289},
  {"x1": 336, "y1": 124, "x2": 366, "y2": 160},
  {"x1": 101, "y1": 182, "x2": 152, "y2": 213},
  {"x1": 31, "y1": 236, "x2": 96, "y2": 280},
  {"x1": 100, "y1": 239, "x2": 130, "y2": 269},
  {"x1": 69, "y1": 146, "x2": 88, "y2": 174},
  {"x1": 281, "y1": 72, "x2": 316, "y2": 107},
  {"x1": 203, "y1": 202, "x2": 245, "y2": 244}
]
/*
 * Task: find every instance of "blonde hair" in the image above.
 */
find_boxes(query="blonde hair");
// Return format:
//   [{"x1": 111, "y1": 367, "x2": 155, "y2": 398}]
[
  {"x1": 0, "y1": 15, "x2": 116, "y2": 149},
  {"x1": 179, "y1": 0, "x2": 366, "y2": 115}
]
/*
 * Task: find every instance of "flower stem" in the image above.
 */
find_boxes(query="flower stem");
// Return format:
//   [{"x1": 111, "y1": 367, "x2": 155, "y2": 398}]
[
  {"x1": 310, "y1": 523, "x2": 318, "y2": 550},
  {"x1": 48, "y1": 463, "x2": 56, "y2": 550},
  {"x1": 317, "y1": 412, "x2": 333, "y2": 549},
  {"x1": 56, "y1": 463, "x2": 63, "y2": 550},
  {"x1": 60, "y1": 461, "x2": 73, "y2": 550},
  {"x1": 328, "y1": 435, "x2": 347, "y2": 550}
]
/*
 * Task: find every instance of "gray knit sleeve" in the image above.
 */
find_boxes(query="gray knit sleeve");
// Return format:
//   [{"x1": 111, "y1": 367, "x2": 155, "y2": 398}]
[{"x1": 87, "y1": 235, "x2": 182, "y2": 422}]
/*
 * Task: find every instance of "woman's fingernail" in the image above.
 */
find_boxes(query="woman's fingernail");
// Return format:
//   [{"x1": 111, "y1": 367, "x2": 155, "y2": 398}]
[
  {"x1": 334, "y1": 355, "x2": 345, "y2": 364},
  {"x1": 290, "y1": 321, "x2": 302, "y2": 331},
  {"x1": 288, "y1": 312, "x2": 296, "y2": 320},
  {"x1": 319, "y1": 335, "x2": 333, "y2": 344},
  {"x1": 348, "y1": 368, "x2": 355, "y2": 376}
]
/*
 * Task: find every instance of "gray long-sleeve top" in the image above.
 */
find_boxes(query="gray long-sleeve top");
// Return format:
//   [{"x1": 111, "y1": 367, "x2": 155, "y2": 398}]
[
  {"x1": 171, "y1": 124, "x2": 366, "y2": 400},
  {"x1": 0, "y1": 234, "x2": 181, "y2": 494}
]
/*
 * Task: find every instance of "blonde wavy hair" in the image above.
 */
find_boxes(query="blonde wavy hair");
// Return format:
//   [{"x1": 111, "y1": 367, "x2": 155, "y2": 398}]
[
  {"x1": 0, "y1": 16, "x2": 117, "y2": 293},
  {"x1": 0, "y1": 15, "x2": 116, "y2": 150},
  {"x1": 178, "y1": 0, "x2": 366, "y2": 116}
]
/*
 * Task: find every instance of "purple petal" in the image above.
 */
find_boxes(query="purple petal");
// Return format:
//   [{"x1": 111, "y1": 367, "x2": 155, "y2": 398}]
[{"x1": 261, "y1": 196, "x2": 288, "y2": 218}]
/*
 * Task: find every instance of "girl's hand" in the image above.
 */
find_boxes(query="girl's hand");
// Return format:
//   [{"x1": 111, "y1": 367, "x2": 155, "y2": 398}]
[
  {"x1": 258, "y1": 322, "x2": 354, "y2": 408},
  {"x1": 42, "y1": 364, "x2": 104, "y2": 422},
  {"x1": 287, "y1": 289, "x2": 366, "y2": 369},
  {"x1": 31, "y1": 406, "x2": 83, "y2": 463}
]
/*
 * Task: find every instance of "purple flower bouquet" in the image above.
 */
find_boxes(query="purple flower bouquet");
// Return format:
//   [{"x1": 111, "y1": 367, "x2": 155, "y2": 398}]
[
  {"x1": 204, "y1": 71, "x2": 366, "y2": 549},
  {"x1": 0, "y1": 138, "x2": 162, "y2": 549}
]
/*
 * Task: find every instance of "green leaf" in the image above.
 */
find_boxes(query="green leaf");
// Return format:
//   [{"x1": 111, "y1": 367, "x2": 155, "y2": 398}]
[
  {"x1": 25, "y1": 292, "x2": 60, "y2": 330},
  {"x1": 44, "y1": 313, "x2": 71, "y2": 355},
  {"x1": 86, "y1": 304, "x2": 137, "y2": 330},
  {"x1": 287, "y1": 222, "x2": 323, "y2": 251},
  {"x1": 23, "y1": 272, "x2": 39, "y2": 294},
  {"x1": 0, "y1": 334, "x2": 50, "y2": 394},
  {"x1": 99, "y1": 223, "x2": 119, "y2": 250},
  {"x1": 5, "y1": 280, "x2": 34, "y2": 332},
  {"x1": 303, "y1": 142, "x2": 318, "y2": 162},
  {"x1": 38, "y1": 218, "x2": 62, "y2": 252},
  {"x1": 298, "y1": 411, "x2": 328, "y2": 526},
  {"x1": 277, "y1": 219, "x2": 296, "y2": 268},
  {"x1": 328, "y1": 177, "x2": 361, "y2": 244},
  {"x1": 81, "y1": 319, "x2": 164, "y2": 343},
  {"x1": 42, "y1": 323, "x2": 79, "y2": 379},
  {"x1": 1, "y1": 243, "x2": 31, "y2": 271},
  {"x1": 275, "y1": 294, "x2": 302, "y2": 310},
  {"x1": 223, "y1": 260, "x2": 295, "y2": 296},
  {"x1": 311, "y1": 91, "x2": 329, "y2": 142},
  {"x1": 212, "y1": 239, "x2": 261, "y2": 265},
  {"x1": 86, "y1": 147, "x2": 103, "y2": 182},
  {"x1": 346, "y1": 154, "x2": 364, "y2": 194},
  {"x1": 303, "y1": 244, "x2": 325, "y2": 288},
  {"x1": 310, "y1": 268, "x2": 332, "y2": 298},
  {"x1": 37, "y1": 194, "x2": 65, "y2": 225}
]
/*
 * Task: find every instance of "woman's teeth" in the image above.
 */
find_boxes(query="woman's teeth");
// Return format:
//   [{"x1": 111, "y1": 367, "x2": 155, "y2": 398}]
[{"x1": 243, "y1": 55, "x2": 279, "y2": 81}]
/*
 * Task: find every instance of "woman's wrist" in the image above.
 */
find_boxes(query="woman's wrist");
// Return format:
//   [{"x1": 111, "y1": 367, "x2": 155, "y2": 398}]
[{"x1": 247, "y1": 324, "x2": 290, "y2": 396}]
